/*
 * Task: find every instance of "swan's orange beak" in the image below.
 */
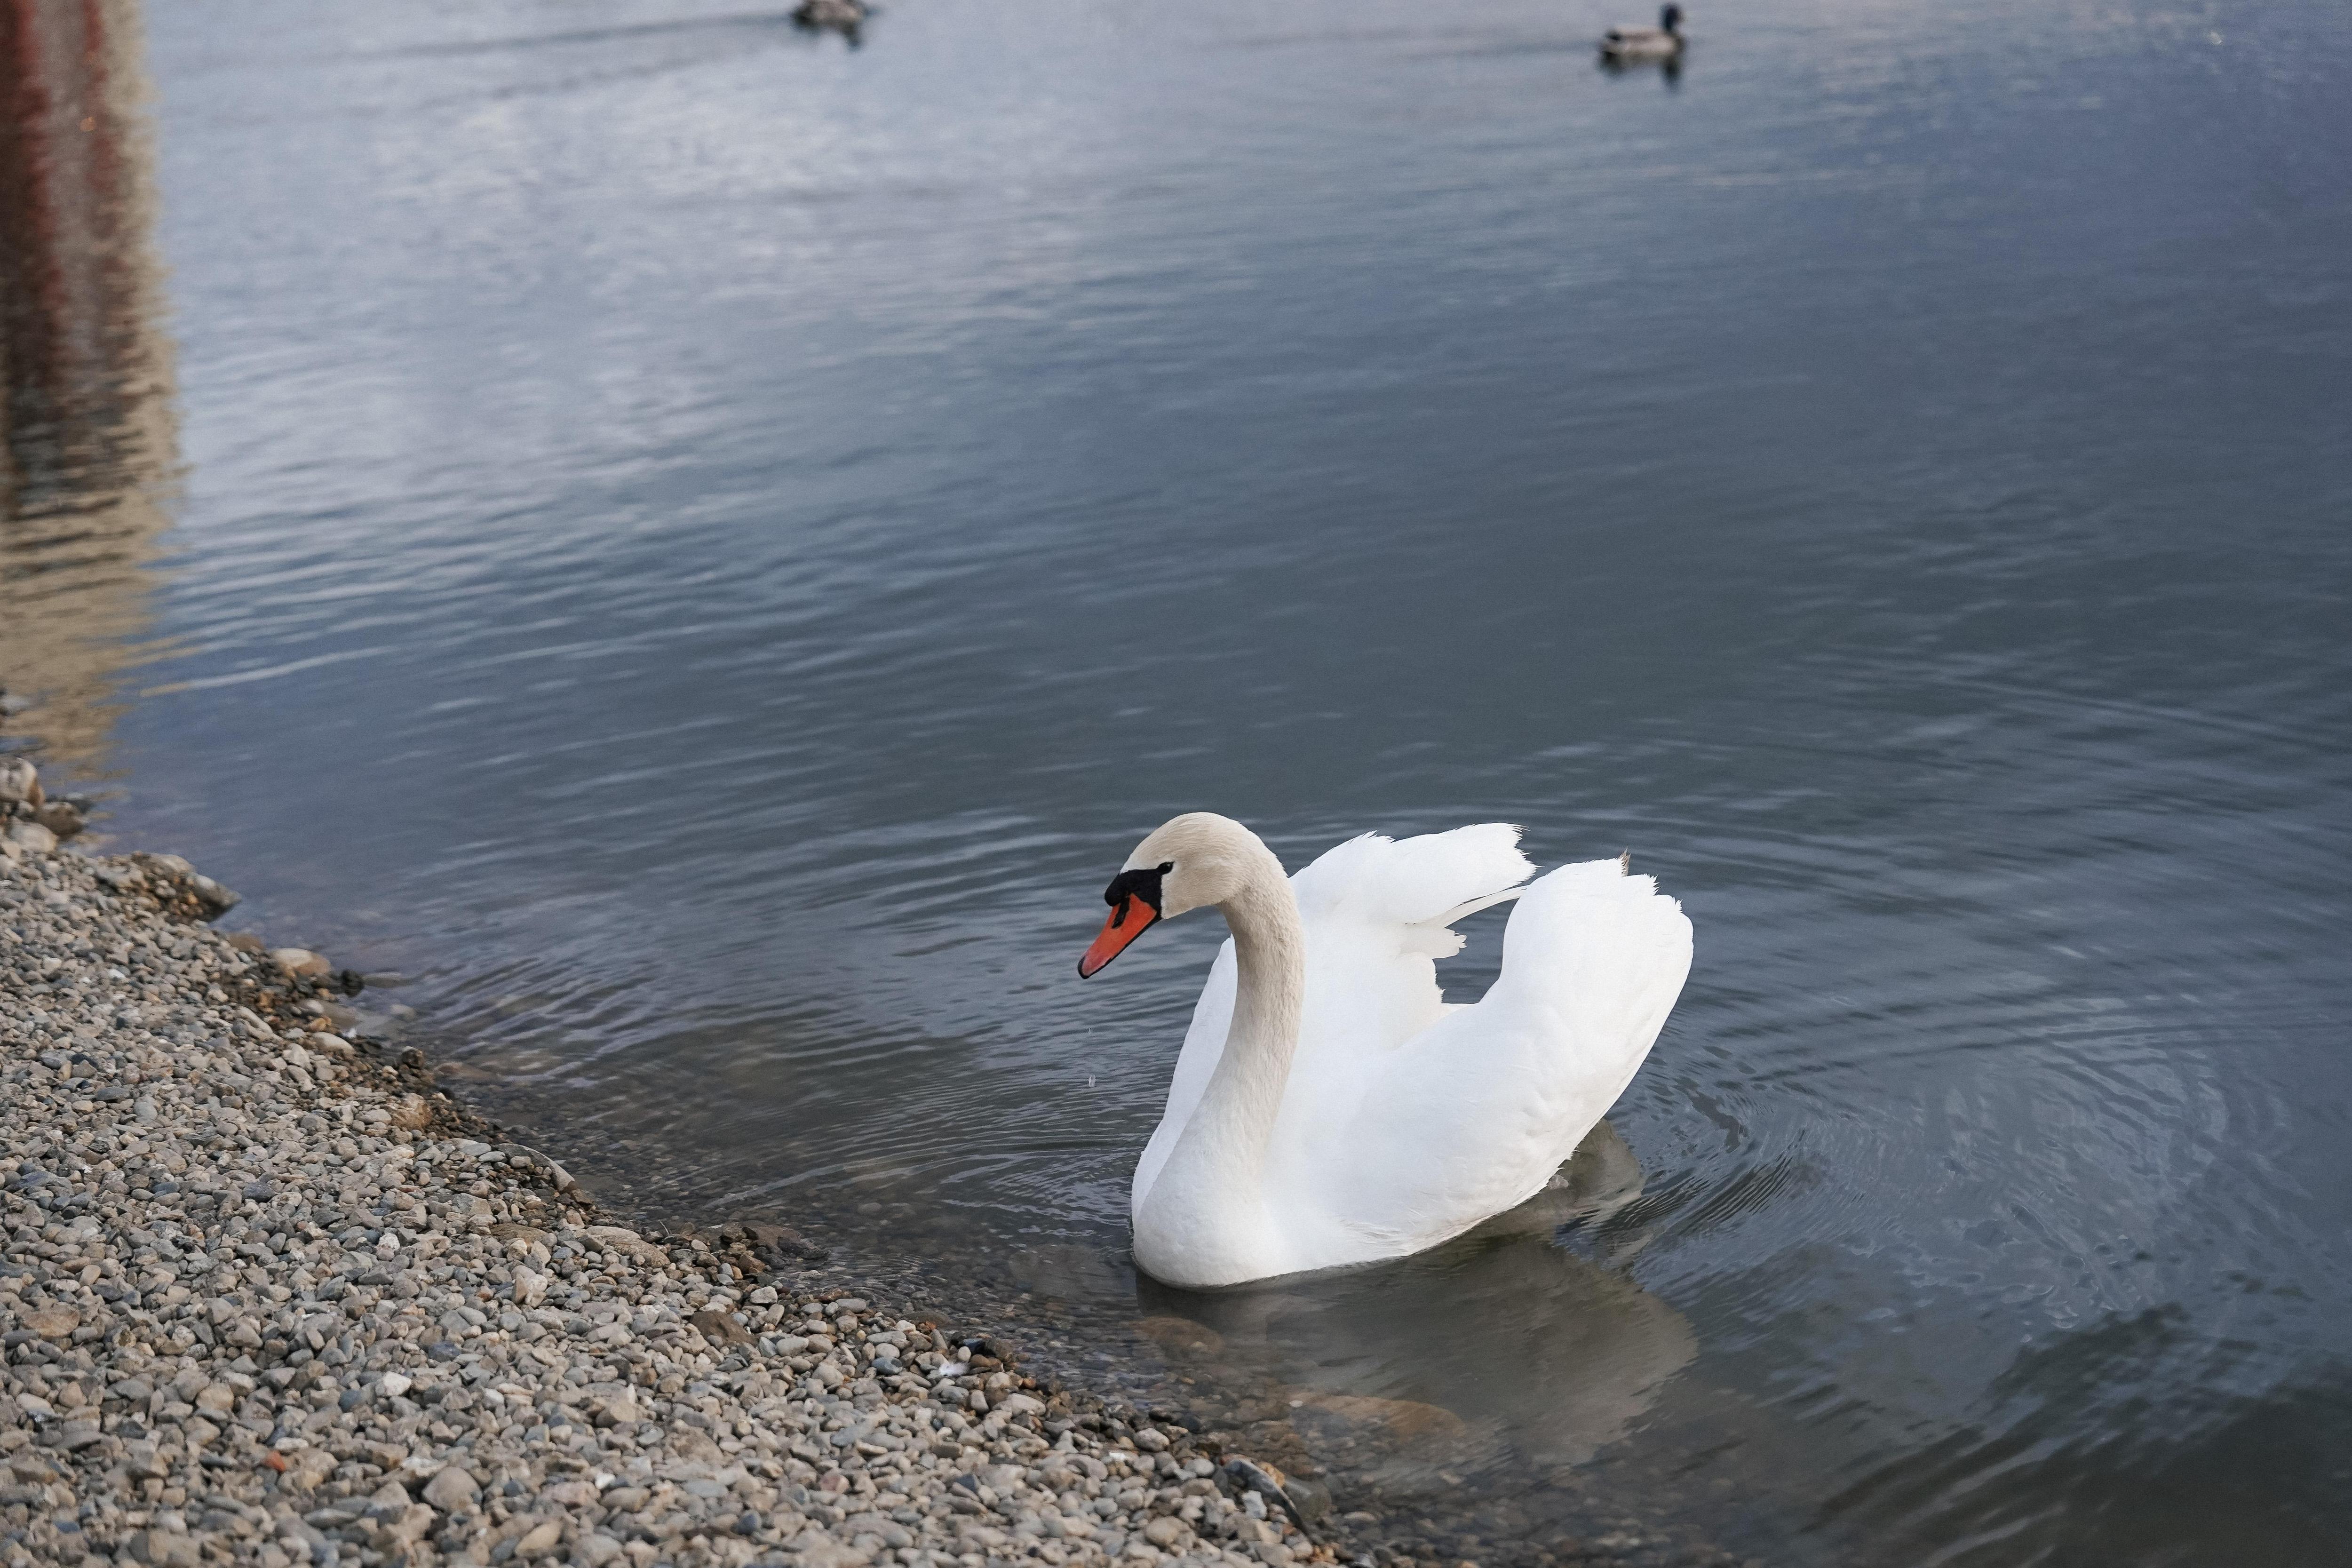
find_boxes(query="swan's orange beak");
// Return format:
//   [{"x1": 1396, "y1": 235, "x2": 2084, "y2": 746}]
[{"x1": 1079, "y1": 896, "x2": 1158, "y2": 978}]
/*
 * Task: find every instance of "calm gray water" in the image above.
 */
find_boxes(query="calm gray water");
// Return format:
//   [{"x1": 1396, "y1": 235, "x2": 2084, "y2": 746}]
[{"x1": 7, "y1": 0, "x2": 2351, "y2": 1561}]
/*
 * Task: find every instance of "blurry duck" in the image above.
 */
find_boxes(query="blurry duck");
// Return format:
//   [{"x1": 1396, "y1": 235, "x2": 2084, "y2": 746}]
[
  {"x1": 1601, "y1": 4, "x2": 1685, "y2": 60},
  {"x1": 793, "y1": 0, "x2": 868, "y2": 40}
]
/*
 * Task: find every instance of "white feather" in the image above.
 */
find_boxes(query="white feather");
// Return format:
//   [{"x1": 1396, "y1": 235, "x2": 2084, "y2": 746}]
[{"x1": 1120, "y1": 817, "x2": 1693, "y2": 1286}]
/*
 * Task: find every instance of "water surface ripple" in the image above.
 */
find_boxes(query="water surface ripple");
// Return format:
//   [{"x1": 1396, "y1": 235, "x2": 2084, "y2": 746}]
[{"x1": 7, "y1": 0, "x2": 2350, "y2": 1562}]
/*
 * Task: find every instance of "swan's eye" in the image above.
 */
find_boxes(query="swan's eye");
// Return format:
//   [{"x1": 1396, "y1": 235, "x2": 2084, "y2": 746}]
[
  {"x1": 1157, "y1": 861, "x2": 1174, "y2": 875},
  {"x1": 1102, "y1": 864, "x2": 1168, "y2": 913}
]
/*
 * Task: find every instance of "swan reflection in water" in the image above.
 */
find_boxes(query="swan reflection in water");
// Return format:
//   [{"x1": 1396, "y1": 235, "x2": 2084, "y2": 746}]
[{"x1": 1130, "y1": 1122, "x2": 1695, "y2": 1489}]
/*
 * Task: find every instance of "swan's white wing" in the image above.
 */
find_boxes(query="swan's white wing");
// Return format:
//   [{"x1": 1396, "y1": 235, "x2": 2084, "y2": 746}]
[
  {"x1": 1291, "y1": 824, "x2": 1534, "y2": 938},
  {"x1": 1131, "y1": 937, "x2": 1234, "y2": 1219},
  {"x1": 1290, "y1": 824, "x2": 1534, "y2": 1054},
  {"x1": 1273, "y1": 826, "x2": 1537, "y2": 1181},
  {"x1": 1137, "y1": 825, "x2": 1532, "y2": 1219},
  {"x1": 1322, "y1": 859, "x2": 1692, "y2": 1259}
]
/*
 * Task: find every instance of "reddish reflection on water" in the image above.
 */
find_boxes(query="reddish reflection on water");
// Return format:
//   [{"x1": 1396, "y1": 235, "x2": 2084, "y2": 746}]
[{"x1": 0, "y1": 0, "x2": 177, "y2": 769}]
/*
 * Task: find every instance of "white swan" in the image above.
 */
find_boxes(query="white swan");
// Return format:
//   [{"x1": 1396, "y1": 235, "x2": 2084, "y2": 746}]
[{"x1": 1078, "y1": 813, "x2": 1692, "y2": 1288}]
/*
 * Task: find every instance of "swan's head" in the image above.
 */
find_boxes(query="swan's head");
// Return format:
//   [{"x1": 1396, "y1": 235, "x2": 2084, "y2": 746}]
[{"x1": 1078, "y1": 812, "x2": 1271, "y2": 978}]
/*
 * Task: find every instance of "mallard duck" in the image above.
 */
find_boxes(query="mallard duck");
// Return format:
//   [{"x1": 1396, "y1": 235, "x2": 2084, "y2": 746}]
[
  {"x1": 1601, "y1": 4, "x2": 1685, "y2": 59},
  {"x1": 792, "y1": 0, "x2": 868, "y2": 37}
]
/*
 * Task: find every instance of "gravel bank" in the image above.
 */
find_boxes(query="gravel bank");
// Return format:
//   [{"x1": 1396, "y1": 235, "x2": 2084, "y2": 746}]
[{"x1": 0, "y1": 813, "x2": 1328, "y2": 1568}]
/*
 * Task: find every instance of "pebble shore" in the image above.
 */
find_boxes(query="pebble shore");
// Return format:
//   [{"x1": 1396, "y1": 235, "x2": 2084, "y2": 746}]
[{"x1": 0, "y1": 796, "x2": 1327, "y2": 1568}]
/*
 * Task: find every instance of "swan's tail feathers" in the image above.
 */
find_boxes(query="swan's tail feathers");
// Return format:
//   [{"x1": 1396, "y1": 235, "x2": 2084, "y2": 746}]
[
  {"x1": 1293, "y1": 822, "x2": 1535, "y2": 926},
  {"x1": 1497, "y1": 857, "x2": 1694, "y2": 1074}
]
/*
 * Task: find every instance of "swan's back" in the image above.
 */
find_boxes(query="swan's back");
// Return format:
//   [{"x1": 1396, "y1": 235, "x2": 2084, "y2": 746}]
[{"x1": 1300, "y1": 856, "x2": 1692, "y2": 1268}]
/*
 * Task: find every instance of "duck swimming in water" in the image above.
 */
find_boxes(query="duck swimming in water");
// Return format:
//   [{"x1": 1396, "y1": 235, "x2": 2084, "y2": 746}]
[
  {"x1": 793, "y1": 0, "x2": 868, "y2": 42},
  {"x1": 1601, "y1": 4, "x2": 1685, "y2": 60}
]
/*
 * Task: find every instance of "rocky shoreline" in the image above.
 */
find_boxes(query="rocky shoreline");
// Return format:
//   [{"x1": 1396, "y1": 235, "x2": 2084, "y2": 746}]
[{"x1": 0, "y1": 771, "x2": 1329, "y2": 1568}]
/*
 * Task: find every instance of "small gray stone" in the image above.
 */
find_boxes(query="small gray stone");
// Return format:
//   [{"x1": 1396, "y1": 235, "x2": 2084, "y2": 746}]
[
  {"x1": 32, "y1": 801, "x2": 83, "y2": 839},
  {"x1": 4, "y1": 820, "x2": 56, "y2": 854},
  {"x1": 513, "y1": 1519, "x2": 563, "y2": 1557},
  {"x1": 1280, "y1": 1477, "x2": 1332, "y2": 1524},
  {"x1": 124, "y1": 1529, "x2": 204, "y2": 1567},
  {"x1": 0, "y1": 836, "x2": 1430, "y2": 1568},
  {"x1": 422, "y1": 1465, "x2": 480, "y2": 1510}
]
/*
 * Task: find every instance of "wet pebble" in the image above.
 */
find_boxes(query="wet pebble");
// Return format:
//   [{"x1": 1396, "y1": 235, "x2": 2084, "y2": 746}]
[{"x1": 0, "y1": 843, "x2": 1329, "y2": 1568}]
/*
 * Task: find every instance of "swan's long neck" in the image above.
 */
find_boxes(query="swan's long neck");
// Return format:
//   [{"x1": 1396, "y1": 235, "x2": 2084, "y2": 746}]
[
  {"x1": 1133, "y1": 846, "x2": 1304, "y2": 1276},
  {"x1": 1209, "y1": 864, "x2": 1309, "y2": 1149}
]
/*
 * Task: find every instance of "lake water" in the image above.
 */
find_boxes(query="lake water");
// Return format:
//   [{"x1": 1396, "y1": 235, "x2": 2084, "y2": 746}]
[{"x1": 6, "y1": 0, "x2": 2351, "y2": 1562}]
